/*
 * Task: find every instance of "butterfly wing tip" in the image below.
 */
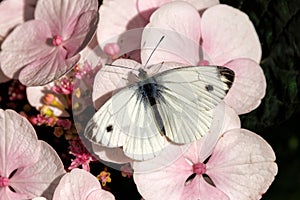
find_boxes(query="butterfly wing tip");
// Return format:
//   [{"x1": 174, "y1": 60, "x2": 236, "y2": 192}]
[{"x1": 217, "y1": 66, "x2": 235, "y2": 92}]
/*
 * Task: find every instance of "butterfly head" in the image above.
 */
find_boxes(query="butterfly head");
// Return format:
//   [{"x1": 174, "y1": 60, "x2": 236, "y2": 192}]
[{"x1": 138, "y1": 68, "x2": 149, "y2": 80}]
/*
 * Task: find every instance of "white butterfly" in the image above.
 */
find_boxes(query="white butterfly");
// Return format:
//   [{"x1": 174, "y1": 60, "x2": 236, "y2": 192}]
[{"x1": 84, "y1": 63, "x2": 234, "y2": 160}]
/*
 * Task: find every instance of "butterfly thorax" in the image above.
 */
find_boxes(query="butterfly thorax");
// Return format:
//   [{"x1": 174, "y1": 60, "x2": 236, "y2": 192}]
[
  {"x1": 136, "y1": 68, "x2": 161, "y2": 106},
  {"x1": 138, "y1": 79, "x2": 160, "y2": 106}
]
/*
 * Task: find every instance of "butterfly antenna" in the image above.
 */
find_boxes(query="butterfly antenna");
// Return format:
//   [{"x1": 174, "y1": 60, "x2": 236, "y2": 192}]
[
  {"x1": 106, "y1": 63, "x2": 139, "y2": 72},
  {"x1": 144, "y1": 36, "x2": 165, "y2": 68}
]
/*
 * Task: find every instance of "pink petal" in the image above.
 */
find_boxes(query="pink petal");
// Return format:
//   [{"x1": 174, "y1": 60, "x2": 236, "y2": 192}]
[
  {"x1": 0, "y1": 109, "x2": 40, "y2": 177},
  {"x1": 26, "y1": 85, "x2": 69, "y2": 117},
  {"x1": 53, "y1": 168, "x2": 115, "y2": 200},
  {"x1": 137, "y1": 0, "x2": 172, "y2": 20},
  {"x1": 198, "y1": 177, "x2": 229, "y2": 200},
  {"x1": 0, "y1": 0, "x2": 23, "y2": 37},
  {"x1": 35, "y1": 0, "x2": 98, "y2": 38},
  {"x1": 18, "y1": 47, "x2": 80, "y2": 86},
  {"x1": 92, "y1": 143, "x2": 133, "y2": 164},
  {"x1": 0, "y1": 187, "x2": 29, "y2": 200},
  {"x1": 206, "y1": 129, "x2": 278, "y2": 200},
  {"x1": 141, "y1": 2, "x2": 201, "y2": 65},
  {"x1": 63, "y1": 10, "x2": 99, "y2": 57},
  {"x1": 9, "y1": 141, "x2": 65, "y2": 199},
  {"x1": 134, "y1": 158, "x2": 193, "y2": 199},
  {"x1": 97, "y1": 0, "x2": 147, "y2": 48},
  {"x1": 133, "y1": 143, "x2": 190, "y2": 173},
  {"x1": 137, "y1": 0, "x2": 219, "y2": 20},
  {"x1": 201, "y1": 4, "x2": 261, "y2": 65},
  {"x1": 224, "y1": 58, "x2": 266, "y2": 114},
  {"x1": 0, "y1": 0, "x2": 36, "y2": 38}
]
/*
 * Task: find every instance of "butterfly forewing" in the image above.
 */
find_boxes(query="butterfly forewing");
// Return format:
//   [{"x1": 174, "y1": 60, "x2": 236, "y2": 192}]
[{"x1": 154, "y1": 66, "x2": 233, "y2": 143}]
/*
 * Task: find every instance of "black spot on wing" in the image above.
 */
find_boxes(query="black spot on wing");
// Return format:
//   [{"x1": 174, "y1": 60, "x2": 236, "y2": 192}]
[
  {"x1": 106, "y1": 125, "x2": 113, "y2": 132},
  {"x1": 205, "y1": 84, "x2": 214, "y2": 92}
]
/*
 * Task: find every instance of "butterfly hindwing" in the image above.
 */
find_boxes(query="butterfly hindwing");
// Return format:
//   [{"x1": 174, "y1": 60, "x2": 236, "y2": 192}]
[{"x1": 84, "y1": 84, "x2": 166, "y2": 160}]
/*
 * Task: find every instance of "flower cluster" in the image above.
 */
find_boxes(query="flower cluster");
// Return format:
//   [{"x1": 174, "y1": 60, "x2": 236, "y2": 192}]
[{"x1": 0, "y1": 0, "x2": 278, "y2": 199}]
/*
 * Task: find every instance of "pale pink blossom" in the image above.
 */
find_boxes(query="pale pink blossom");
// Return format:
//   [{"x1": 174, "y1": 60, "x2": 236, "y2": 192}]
[
  {"x1": 0, "y1": 109, "x2": 65, "y2": 200},
  {"x1": 53, "y1": 168, "x2": 115, "y2": 200},
  {"x1": 68, "y1": 138, "x2": 97, "y2": 172},
  {"x1": 133, "y1": 128, "x2": 277, "y2": 200},
  {"x1": 0, "y1": 0, "x2": 99, "y2": 86},
  {"x1": 96, "y1": 1, "x2": 265, "y2": 114}
]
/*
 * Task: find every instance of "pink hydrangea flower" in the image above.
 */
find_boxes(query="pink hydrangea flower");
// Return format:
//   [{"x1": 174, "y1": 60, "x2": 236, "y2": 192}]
[
  {"x1": 68, "y1": 138, "x2": 97, "y2": 172},
  {"x1": 96, "y1": 1, "x2": 265, "y2": 114},
  {"x1": 0, "y1": 109, "x2": 65, "y2": 199},
  {"x1": 52, "y1": 168, "x2": 115, "y2": 200},
  {"x1": 140, "y1": 2, "x2": 265, "y2": 114},
  {"x1": 0, "y1": 0, "x2": 99, "y2": 86},
  {"x1": 133, "y1": 128, "x2": 277, "y2": 200}
]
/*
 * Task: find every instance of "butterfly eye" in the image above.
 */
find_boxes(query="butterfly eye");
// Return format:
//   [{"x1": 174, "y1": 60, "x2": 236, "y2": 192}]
[
  {"x1": 106, "y1": 125, "x2": 113, "y2": 132},
  {"x1": 205, "y1": 84, "x2": 214, "y2": 92}
]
